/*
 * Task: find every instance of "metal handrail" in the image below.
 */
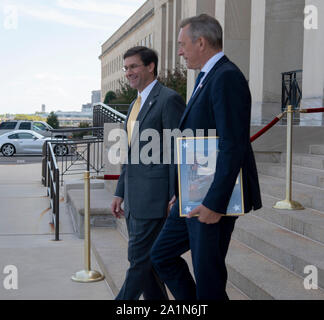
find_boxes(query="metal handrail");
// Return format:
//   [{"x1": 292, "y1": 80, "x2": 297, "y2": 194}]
[
  {"x1": 54, "y1": 139, "x2": 104, "y2": 183},
  {"x1": 93, "y1": 103, "x2": 127, "y2": 127},
  {"x1": 42, "y1": 127, "x2": 105, "y2": 185},
  {"x1": 46, "y1": 142, "x2": 60, "y2": 241},
  {"x1": 50, "y1": 127, "x2": 104, "y2": 133},
  {"x1": 281, "y1": 70, "x2": 303, "y2": 111}
]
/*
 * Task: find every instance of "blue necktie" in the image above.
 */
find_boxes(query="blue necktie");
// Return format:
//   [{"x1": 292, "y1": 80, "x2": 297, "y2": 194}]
[{"x1": 190, "y1": 71, "x2": 205, "y2": 101}]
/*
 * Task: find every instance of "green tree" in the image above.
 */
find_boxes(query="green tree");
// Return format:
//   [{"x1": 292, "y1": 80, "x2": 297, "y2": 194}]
[
  {"x1": 158, "y1": 66, "x2": 187, "y2": 102},
  {"x1": 47, "y1": 112, "x2": 59, "y2": 129},
  {"x1": 104, "y1": 91, "x2": 117, "y2": 104},
  {"x1": 73, "y1": 122, "x2": 91, "y2": 139},
  {"x1": 108, "y1": 81, "x2": 137, "y2": 105}
]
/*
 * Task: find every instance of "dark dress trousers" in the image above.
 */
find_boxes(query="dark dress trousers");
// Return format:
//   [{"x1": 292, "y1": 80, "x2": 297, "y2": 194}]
[
  {"x1": 114, "y1": 81, "x2": 185, "y2": 300},
  {"x1": 151, "y1": 56, "x2": 262, "y2": 300}
]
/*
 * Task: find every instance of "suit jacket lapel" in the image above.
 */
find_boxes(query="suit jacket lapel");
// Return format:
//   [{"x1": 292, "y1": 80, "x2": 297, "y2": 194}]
[
  {"x1": 125, "y1": 100, "x2": 135, "y2": 124},
  {"x1": 129, "y1": 81, "x2": 161, "y2": 149},
  {"x1": 179, "y1": 55, "x2": 229, "y2": 128}
]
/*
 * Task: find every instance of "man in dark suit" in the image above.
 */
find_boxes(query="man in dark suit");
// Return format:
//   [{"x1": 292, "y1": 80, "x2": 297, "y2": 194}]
[
  {"x1": 110, "y1": 46, "x2": 185, "y2": 300},
  {"x1": 150, "y1": 14, "x2": 262, "y2": 300}
]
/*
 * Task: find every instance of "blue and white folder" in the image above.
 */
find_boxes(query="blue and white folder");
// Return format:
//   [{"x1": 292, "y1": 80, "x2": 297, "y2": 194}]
[{"x1": 177, "y1": 136, "x2": 245, "y2": 217}]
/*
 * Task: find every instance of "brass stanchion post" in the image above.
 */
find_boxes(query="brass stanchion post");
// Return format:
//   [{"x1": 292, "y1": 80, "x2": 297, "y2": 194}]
[
  {"x1": 72, "y1": 171, "x2": 105, "y2": 282},
  {"x1": 273, "y1": 106, "x2": 304, "y2": 210}
]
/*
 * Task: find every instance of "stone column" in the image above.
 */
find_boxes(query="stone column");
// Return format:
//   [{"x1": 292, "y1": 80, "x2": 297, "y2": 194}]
[
  {"x1": 172, "y1": 0, "x2": 182, "y2": 70},
  {"x1": 249, "y1": 0, "x2": 305, "y2": 124},
  {"x1": 222, "y1": 0, "x2": 251, "y2": 79},
  {"x1": 181, "y1": 0, "x2": 198, "y2": 102},
  {"x1": 301, "y1": 0, "x2": 324, "y2": 126},
  {"x1": 215, "y1": 0, "x2": 226, "y2": 29},
  {"x1": 249, "y1": 0, "x2": 266, "y2": 124},
  {"x1": 166, "y1": 0, "x2": 174, "y2": 71},
  {"x1": 154, "y1": 0, "x2": 167, "y2": 75}
]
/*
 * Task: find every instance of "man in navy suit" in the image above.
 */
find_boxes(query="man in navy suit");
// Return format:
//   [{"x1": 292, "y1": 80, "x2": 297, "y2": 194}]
[{"x1": 150, "y1": 14, "x2": 262, "y2": 300}]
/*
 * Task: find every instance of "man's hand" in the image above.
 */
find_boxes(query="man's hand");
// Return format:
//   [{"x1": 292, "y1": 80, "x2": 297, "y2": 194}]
[
  {"x1": 187, "y1": 204, "x2": 223, "y2": 224},
  {"x1": 111, "y1": 196, "x2": 124, "y2": 219},
  {"x1": 167, "y1": 195, "x2": 177, "y2": 215}
]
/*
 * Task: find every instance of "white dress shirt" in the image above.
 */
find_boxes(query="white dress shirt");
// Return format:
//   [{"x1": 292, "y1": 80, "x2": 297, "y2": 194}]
[
  {"x1": 138, "y1": 79, "x2": 158, "y2": 111},
  {"x1": 192, "y1": 52, "x2": 225, "y2": 97}
]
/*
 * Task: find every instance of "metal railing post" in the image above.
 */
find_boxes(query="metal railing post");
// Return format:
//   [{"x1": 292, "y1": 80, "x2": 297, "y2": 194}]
[
  {"x1": 54, "y1": 167, "x2": 60, "y2": 241},
  {"x1": 71, "y1": 171, "x2": 105, "y2": 283},
  {"x1": 273, "y1": 105, "x2": 304, "y2": 210},
  {"x1": 281, "y1": 73, "x2": 285, "y2": 111},
  {"x1": 87, "y1": 143, "x2": 90, "y2": 172}
]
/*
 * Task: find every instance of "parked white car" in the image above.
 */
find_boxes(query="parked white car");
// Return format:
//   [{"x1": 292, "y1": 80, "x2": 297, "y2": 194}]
[
  {"x1": 0, "y1": 130, "x2": 69, "y2": 157},
  {"x1": 0, "y1": 120, "x2": 72, "y2": 139}
]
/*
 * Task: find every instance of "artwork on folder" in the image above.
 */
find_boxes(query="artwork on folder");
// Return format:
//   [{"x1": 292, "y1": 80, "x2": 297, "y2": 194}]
[{"x1": 177, "y1": 136, "x2": 245, "y2": 217}]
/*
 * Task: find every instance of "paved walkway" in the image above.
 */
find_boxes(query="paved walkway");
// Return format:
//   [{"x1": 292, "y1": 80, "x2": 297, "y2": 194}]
[{"x1": 0, "y1": 162, "x2": 113, "y2": 300}]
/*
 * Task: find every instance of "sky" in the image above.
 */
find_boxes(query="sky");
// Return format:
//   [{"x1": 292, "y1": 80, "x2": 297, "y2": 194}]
[{"x1": 0, "y1": 0, "x2": 146, "y2": 114}]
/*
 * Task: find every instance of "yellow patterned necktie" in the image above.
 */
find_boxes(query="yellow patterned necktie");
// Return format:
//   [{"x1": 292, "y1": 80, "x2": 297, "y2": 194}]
[{"x1": 127, "y1": 95, "x2": 141, "y2": 145}]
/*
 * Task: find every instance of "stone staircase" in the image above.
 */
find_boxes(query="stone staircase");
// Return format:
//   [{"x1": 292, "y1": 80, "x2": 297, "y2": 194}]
[
  {"x1": 65, "y1": 144, "x2": 324, "y2": 300},
  {"x1": 226, "y1": 144, "x2": 324, "y2": 299}
]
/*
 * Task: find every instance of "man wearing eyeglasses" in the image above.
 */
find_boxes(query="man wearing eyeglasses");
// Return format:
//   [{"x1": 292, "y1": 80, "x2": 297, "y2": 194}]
[{"x1": 111, "y1": 46, "x2": 185, "y2": 300}]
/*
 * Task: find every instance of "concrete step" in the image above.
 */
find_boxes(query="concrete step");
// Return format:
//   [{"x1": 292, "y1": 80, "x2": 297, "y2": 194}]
[
  {"x1": 254, "y1": 151, "x2": 281, "y2": 164},
  {"x1": 227, "y1": 239, "x2": 324, "y2": 300},
  {"x1": 66, "y1": 188, "x2": 116, "y2": 238},
  {"x1": 91, "y1": 228, "x2": 128, "y2": 296},
  {"x1": 254, "y1": 151, "x2": 324, "y2": 170},
  {"x1": 310, "y1": 145, "x2": 324, "y2": 156},
  {"x1": 233, "y1": 214, "x2": 324, "y2": 288},
  {"x1": 253, "y1": 194, "x2": 324, "y2": 244},
  {"x1": 282, "y1": 153, "x2": 324, "y2": 170},
  {"x1": 91, "y1": 224, "x2": 249, "y2": 300},
  {"x1": 64, "y1": 179, "x2": 104, "y2": 203},
  {"x1": 258, "y1": 174, "x2": 324, "y2": 212},
  {"x1": 257, "y1": 163, "x2": 324, "y2": 188}
]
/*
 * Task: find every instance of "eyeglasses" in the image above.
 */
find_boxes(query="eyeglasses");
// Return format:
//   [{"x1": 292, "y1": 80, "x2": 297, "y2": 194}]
[{"x1": 122, "y1": 64, "x2": 144, "y2": 72}]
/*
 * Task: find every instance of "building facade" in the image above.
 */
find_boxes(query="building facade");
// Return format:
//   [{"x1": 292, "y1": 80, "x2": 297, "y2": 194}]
[
  {"x1": 91, "y1": 90, "x2": 101, "y2": 105},
  {"x1": 99, "y1": 0, "x2": 324, "y2": 125},
  {"x1": 55, "y1": 111, "x2": 93, "y2": 127}
]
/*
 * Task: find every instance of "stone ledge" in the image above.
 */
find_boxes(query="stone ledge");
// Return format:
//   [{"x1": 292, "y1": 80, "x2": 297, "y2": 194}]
[
  {"x1": 64, "y1": 179, "x2": 104, "y2": 203},
  {"x1": 67, "y1": 188, "x2": 117, "y2": 239}
]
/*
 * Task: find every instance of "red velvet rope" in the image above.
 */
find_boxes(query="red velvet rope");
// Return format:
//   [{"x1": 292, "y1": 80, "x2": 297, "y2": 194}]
[
  {"x1": 250, "y1": 116, "x2": 282, "y2": 143},
  {"x1": 300, "y1": 108, "x2": 324, "y2": 113},
  {"x1": 103, "y1": 175, "x2": 120, "y2": 180}
]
